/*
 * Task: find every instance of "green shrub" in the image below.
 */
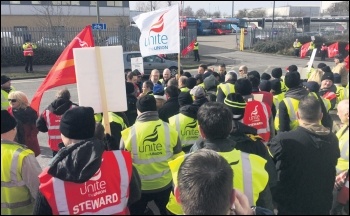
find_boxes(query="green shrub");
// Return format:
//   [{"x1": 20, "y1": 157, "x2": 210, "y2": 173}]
[{"x1": 1, "y1": 47, "x2": 63, "y2": 67}]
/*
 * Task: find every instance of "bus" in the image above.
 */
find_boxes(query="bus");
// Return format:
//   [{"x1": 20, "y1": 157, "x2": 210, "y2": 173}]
[
  {"x1": 197, "y1": 18, "x2": 212, "y2": 35},
  {"x1": 180, "y1": 16, "x2": 198, "y2": 30},
  {"x1": 210, "y1": 18, "x2": 248, "y2": 35}
]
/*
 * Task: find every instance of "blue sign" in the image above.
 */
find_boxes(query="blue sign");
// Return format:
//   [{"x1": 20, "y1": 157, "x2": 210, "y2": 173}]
[{"x1": 92, "y1": 23, "x2": 107, "y2": 30}]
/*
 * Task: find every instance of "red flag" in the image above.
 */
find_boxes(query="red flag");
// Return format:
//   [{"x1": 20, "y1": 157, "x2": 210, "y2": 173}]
[
  {"x1": 181, "y1": 39, "x2": 195, "y2": 57},
  {"x1": 323, "y1": 91, "x2": 337, "y2": 101},
  {"x1": 345, "y1": 44, "x2": 349, "y2": 51},
  {"x1": 30, "y1": 26, "x2": 94, "y2": 114},
  {"x1": 327, "y1": 42, "x2": 339, "y2": 58},
  {"x1": 345, "y1": 55, "x2": 349, "y2": 70},
  {"x1": 300, "y1": 42, "x2": 310, "y2": 58}
]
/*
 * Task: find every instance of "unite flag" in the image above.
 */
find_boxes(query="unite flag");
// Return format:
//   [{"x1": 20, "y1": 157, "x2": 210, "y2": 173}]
[
  {"x1": 30, "y1": 26, "x2": 94, "y2": 114},
  {"x1": 181, "y1": 39, "x2": 195, "y2": 57},
  {"x1": 133, "y1": 4, "x2": 180, "y2": 57},
  {"x1": 300, "y1": 42, "x2": 311, "y2": 58},
  {"x1": 327, "y1": 42, "x2": 339, "y2": 58}
]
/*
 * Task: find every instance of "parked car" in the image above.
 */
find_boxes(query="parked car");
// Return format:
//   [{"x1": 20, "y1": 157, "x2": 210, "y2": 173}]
[
  {"x1": 123, "y1": 51, "x2": 180, "y2": 76},
  {"x1": 37, "y1": 37, "x2": 67, "y2": 47}
]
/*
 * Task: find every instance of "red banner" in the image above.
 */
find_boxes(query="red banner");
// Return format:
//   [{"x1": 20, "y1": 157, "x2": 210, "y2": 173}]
[
  {"x1": 181, "y1": 39, "x2": 195, "y2": 57},
  {"x1": 345, "y1": 55, "x2": 349, "y2": 70},
  {"x1": 327, "y1": 42, "x2": 339, "y2": 58},
  {"x1": 345, "y1": 44, "x2": 349, "y2": 51},
  {"x1": 300, "y1": 42, "x2": 310, "y2": 58},
  {"x1": 30, "y1": 26, "x2": 95, "y2": 114}
]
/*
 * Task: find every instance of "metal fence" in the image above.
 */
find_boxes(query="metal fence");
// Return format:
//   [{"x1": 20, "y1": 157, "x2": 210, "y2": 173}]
[{"x1": 1, "y1": 26, "x2": 197, "y2": 58}]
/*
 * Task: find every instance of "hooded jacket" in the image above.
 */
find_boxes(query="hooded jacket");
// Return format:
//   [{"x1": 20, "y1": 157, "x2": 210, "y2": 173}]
[
  {"x1": 268, "y1": 123, "x2": 340, "y2": 214},
  {"x1": 277, "y1": 86, "x2": 309, "y2": 132},
  {"x1": 8, "y1": 106, "x2": 41, "y2": 156},
  {"x1": 33, "y1": 138, "x2": 141, "y2": 215},
  {"x1": 36, "y1": 98, "x2": 77, "y2": 133}
]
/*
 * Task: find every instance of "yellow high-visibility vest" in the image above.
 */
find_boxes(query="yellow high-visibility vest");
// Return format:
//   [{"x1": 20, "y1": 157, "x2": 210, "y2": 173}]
[
  {"x1": 121, "y1": 120, "x2": 181, "y2": 191},
  {"x1": 169, "y1": 113, "x2": 199, "y2": 148},
  {"x1": 166, "y1": 149, "x2": 269, "y2": 215},
  {"x1": 336, "y1": 125, "x2": 349, "y2": 174},
  {"x1": 1, "y1": 141, "x2": 35, "y2": 215}
]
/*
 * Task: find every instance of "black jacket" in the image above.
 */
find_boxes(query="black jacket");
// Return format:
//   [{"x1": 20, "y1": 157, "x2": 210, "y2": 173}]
[
  {"x1": 158, "y1": 96, "x2": 180, "y2": 123},
  {"x1": 277, "y1": 86, "x2": 309, "y2": 132},
  {"x1": 36, "y1": 98, "x2": 78, "y2": 132},
  {"x1": 268, "y1": 125, "x2": 340, "y2": 214},
  {"x1": 33, "y1": 138, "x2": 141, "y2": 215},
  {"x1": 190, "y1": 137, "x2": 274, "y2": 211}
]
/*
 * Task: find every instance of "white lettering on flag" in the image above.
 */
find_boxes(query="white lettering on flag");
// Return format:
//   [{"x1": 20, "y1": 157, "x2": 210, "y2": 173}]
[{"x1": 133, "y1": 4, "x2": 180, "y2": 57}]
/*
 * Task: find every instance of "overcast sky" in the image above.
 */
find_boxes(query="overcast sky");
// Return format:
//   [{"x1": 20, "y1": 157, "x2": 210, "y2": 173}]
[{"x1": 129, "y1": 1, "x2": 342, "y2": 16}]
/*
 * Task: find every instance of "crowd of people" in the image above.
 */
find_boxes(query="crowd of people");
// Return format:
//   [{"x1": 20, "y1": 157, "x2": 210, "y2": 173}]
[{"x1": 1, "y1": 52, "x2": 349, "y2": 215}]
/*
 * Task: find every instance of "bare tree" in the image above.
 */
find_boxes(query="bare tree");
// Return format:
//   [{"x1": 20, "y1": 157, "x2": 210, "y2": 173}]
[
  {"x1": 31, "y1": 3, "x2": 74, "y2": 38},
  {"x1": 195, "y1": 9, "x2": 208, "y2": 18},
  {"x1": 165, "y1": 1, "x2": 176, "y2": 7},
  {"x1": 182, "y1": 6, "x2": 195, "y2": 17},
  {"x1": 236, "y1": 9, "x2": 249, "y2": 18},
  {"x1": 212, "y1": 11, "x2": 221, "y2": 18},
  {"x1": 135, "y1": 1, "x2": 163, "y2": 11},
  {"x1": 247, "y1": 9, "x2": 266, "y2": 18},
  {"x1": 326, "y1": 1, "x2": 349, "y2": 15}
]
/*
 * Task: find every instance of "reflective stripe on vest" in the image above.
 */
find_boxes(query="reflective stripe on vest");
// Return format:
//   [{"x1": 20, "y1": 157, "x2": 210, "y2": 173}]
[
  {"x1": 169, "y1": 114, "x2": 199, "y2": 147},
  {"x1": 336, "y1": 126, "x2": 349, "y2": 174},
  {"x1": 50, "y1": 151, "x2": 130, "y2": 215},
  {"x1": 218, "y1": 83, "x2": 235, "y2": 96},
  {"x1": 130, "y1": 122, "x2": 172, "y2": 165},
  {"x1": 1, "y1": 143, "x2": 34, "y2": 214},
  {"x1": 1, "y1": 148, "x2": 26, "y2": 188},
  {"x1": 44, "y1": 109, "x2": 63, "y2": 151},
  {"x1": 166, "y1": 149, "x2": 268, "y2": 215}
]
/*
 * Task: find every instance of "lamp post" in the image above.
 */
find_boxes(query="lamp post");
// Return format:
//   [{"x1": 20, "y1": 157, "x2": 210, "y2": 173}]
[
  {"x1": 96, "y1": 1, "x2": 100, "y2": 46},
  {"x1": 232, "y1": 1, "x2": 234, "y2": 18},
  {"x1": 271, "y1": 1, "x2": 275, "y2": 40}
]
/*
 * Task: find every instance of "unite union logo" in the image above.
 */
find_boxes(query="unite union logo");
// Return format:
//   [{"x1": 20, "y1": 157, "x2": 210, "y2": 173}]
[
  {"x1": 74, "y1": 36, "x2": 89, "y2": 48},
  {"x1": 149, "y1": 10, "x2": 169, "y2": 35}
]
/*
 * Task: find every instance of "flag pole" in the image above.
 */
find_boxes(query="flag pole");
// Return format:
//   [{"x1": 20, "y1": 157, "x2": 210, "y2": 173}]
[{"x1": 178, "y1": 2, "x2": 182, "y2": 78}]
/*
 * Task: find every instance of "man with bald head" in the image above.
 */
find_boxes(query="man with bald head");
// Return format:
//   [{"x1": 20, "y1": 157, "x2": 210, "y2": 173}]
[
  {"x1": 160, "y1": 68, "x2": 172, "y2": 88},
  {"x1": 238, "y1": 65, "x2": 248, "y2": 78}
]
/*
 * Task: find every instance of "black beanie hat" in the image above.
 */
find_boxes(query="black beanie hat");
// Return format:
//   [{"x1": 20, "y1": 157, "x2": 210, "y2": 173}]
[
  {"x1": 1, "y1": 110, "x2": 17, "y2": 134},
  {"x1": 178, "y1": 92, "x2": 193, "y2": 107},
  {"x1": 235, "y1": 78, "x2": 252, "y2": 96},
  {"x1": 186, "y1": 77, "x2": 197, "y2": 89},
  {"x1": 224, "y1": 93, "x2": 247, "y2": 121},
  {"x1": 1, "y1": 75, "x2": 11, "y2": 85},
  {"x1": 248, "y1": 70, "x2": 260, "y2": 80},
  {"x1": 284, "y1": 71, "x2": 300, "y2": 88},
  {"x1": 322, "y1": 66, "x2": 332, "y2": 74},
  {"x1": 60, "y1": 107, "x2": 95, "y2": 140},
  {"x1": 271, "y1": 68, "x2": 282, "y2": 78},
  {"x1": 333, "y1": 73, "x2": 341, "y2": 84},
  {"x1": 270, "y1": 79, "x2": 282, "y2": 92},
  {"x1": 125, "y1": 82, "x2": 134, "y2": 94},
  {"x1": 321, "y1": 72, "x2": 334, "y2": 82},
  {"x1": 302, "y1": 81, "x2": 320, "y2": 93},
  {"x1": 261, "y1": 73, "x2": 271, "y2": 81},
  {"x1": 317, "y1": 63, "x2": 327, "y2": 69},
  {"x1": 259, "y1": 80, "x2": 272, "y2": 92},
  {"x1": 183, "y1": 72, "x2": 192, "y2": 78},
  {"x1": 136, "y1": 95, "x2": 157, "y2": 112},
  {"x1": 287, "y1": 65, "x2": 298, "y2": 72}
]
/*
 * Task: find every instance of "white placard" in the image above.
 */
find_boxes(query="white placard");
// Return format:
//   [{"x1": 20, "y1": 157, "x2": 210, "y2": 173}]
[
  {"x1": 307, "y1": 48, "x2": 318, "y2": 71},
  {"x1": 73, "y1": 46, "x2": 127, "y2": 113},
  {"x1": 131, "y1": 57, "x2": 144, "y2": 75},
  {"x1": 311, "y1": 36, "x2": 315, "y2": 41}
]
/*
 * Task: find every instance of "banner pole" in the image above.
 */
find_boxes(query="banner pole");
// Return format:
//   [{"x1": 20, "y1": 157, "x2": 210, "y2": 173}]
[
  {"x1": 178, "y1": 3, "x2": 182, "y2": 79},
  {"x1": 95, "y1": 46, "x2": 111, "y2": 134}
]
